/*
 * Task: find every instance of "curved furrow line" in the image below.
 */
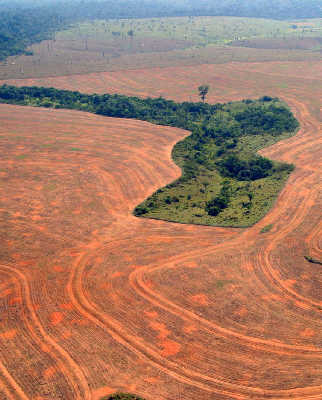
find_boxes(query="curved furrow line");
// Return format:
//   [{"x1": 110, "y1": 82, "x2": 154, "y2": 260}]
[
  {"x1": 126, "y1": 149, "x2": 185, "y2": 197},
  {"x1": 129, "y1": 177, "x2": 320, "y2": 336},
  {"x1": 129, "y1": 246, "x2": 322, "y2": 356},
  {"x1": 69, "y1": 250, "x2": 322, "y2": 399},
  {"x1": 305, "y1": 219, "x2": 322, "y2": 259},
  {"x1": 261, "y1": 98, "x2": 321, "y2": 163},
  {"x1": 93, "y1": 152, "x2": 180, "y2": 219},
  {"x1": 223, "y1": 63, "x2": 322, "y2": 83},
  {"x1": 0, "y1": 265, "x2": 91, "y2": 400},
  {"x1": 92, "y1": 166, "x2": 129, "y2": 216},
  {"x1": 69, "y1": 249, "x2": 322, "y2": 399},
  {"x1": 0, "y1": 361, "x2": 29, "y2": 400},
  {"x1": 257, "y1": 187, "x2": 322, "y2": 311},
  {"x1": 1, "y1": 69, "x2": 321, "y2": 399},
  {"x1": 67, "y1": 252, "x2": 224, "y2": 396},
  {"x1": 78, "y1": 89, "x2": 321, "y2": 398},
  {"x1": 128, "y1": 130, "x2": 322, "y2": 357}
]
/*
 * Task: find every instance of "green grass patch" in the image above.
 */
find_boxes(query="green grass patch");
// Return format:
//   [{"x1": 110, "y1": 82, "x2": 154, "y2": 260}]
[
  {"x1": 276, "y1": 83, "x2": 289, "y2": 89},
  {"x1": 16, "y1": 154, "x2": 28, "y2": 160},
  {"x1": 260, "y1": 224, "x2": 274, "y2": 233},
  {"x1": 0, "y1": 85, "x2": 298, "y2": 228},
  {"x1": 136, "y1": 167, "x2": 291, "y2": 227},
  {"x1": 215, "y1": 280, "x2": 233, "y2": 289},
  {"x1": 44, "y1": 183, "x2": 57, "y2": 191},
  {"x1": 135, "y1": 99, "x2": 298, "y2": 227},
  {"x1": 60, "y1": 17, "x2": 322, "y2": 48}
]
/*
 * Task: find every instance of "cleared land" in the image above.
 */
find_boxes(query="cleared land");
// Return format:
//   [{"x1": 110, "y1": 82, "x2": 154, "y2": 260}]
[
  {"x1": 58, "y1": 17, "x2": 322, "y2": 47},
  {"x1": 2, "y1": 60, "x2": 321, "y2": 119},
  {"x1": 0, "y1": 87, "x2": 299, "y2": 227},
  {"x1": 0, "y1": 17, "x2": 321, "y2": 79},
  {"x1": 0, "y1": 60, "x2": 321, "y2": 399}
]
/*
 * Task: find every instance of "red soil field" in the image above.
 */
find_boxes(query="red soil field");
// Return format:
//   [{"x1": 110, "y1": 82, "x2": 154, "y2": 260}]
[
  {"x1": 0, "y1": 61, "x2": 321, "y2": 399},
  {"x1": 230, "y1": 37, "x2": 322, "y2": 51},
  {"x1": 1, "y1": 41, "x2": 320, "y2": 81},
  {"x1": 2, "y1": 60, "x2": 321, "y2": 119}
]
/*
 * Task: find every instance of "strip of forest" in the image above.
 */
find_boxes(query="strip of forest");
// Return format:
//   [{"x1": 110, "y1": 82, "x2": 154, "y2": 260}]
[{"x1": 0, "y1": 84, "x2": 299, "y2": 227}]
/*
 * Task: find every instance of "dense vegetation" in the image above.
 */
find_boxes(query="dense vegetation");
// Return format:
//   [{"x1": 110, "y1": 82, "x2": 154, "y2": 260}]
[
  {"x1": 0, "y1": 83, "x2": 225, "y2": 128},
  {"x1": 0, "y1": 84, "x2": 297, "y2": 132},
  {"x1": 182, "y1": 0, "x2": 322, "y2": 19},
  {"x1": 9, "y1": 0, "x2": 322, "y2": 20},
  {"x1": 0, "y1": 8, "x2": 65, "y2": 60},
  {"x1": 134, "y1": 96, "x2": 298, "y2": 226},
  {"x1": 0, "y1": 84, "x2": 299, "y2": 227},
  {"x1": 100, "y1": 393, "x2": 145, "y2": 400},
  {"x1": 0, "y1": 0, "x2": 321, "y2": 61}
]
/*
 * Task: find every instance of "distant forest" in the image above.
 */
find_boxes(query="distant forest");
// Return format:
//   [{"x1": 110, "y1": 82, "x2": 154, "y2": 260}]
[{"x1": 0, "y1": 0, "x2": 321, "y2": 61}]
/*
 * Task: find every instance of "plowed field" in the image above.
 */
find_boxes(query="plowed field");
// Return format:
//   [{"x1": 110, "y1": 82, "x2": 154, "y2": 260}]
[{"x1": 0, "y1": 60, "x2": 321, "y2": 399}]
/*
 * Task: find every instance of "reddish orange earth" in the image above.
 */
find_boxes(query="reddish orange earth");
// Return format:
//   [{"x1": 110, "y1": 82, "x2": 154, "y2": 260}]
[{"x1": 0, "y1": 61, "x2": 321, "y2": 399}]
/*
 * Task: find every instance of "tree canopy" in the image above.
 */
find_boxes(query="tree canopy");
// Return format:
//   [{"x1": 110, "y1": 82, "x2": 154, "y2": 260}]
[
  {"x1": 100, "y1": 393, "x2": 145, "y2": 400},
  {"x1": 0, "y1": 84, "x2": 298, "y2": 226},
  {"x1": 0, "y1": 0, "x2": 320, "y2": 61},
  {"x1": 198, "y1": 85, "x2": 210, "y2": 103}
]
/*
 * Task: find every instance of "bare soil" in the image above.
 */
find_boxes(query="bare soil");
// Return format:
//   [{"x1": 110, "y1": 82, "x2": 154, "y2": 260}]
[
  {"x1": 230, "y1": 37, "x2": 322, "y2": 51},
  {"x1": 0, "y1": 38, "x2": 321, "y2": 80},
  {"x1": 0, "y1": 60, "x2": 321, "y2": 399}
]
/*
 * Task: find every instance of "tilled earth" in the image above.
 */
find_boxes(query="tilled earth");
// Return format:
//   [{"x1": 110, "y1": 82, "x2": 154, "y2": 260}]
[{"x1": 0, "y1": 61, "x2": 321, "y2": 399}]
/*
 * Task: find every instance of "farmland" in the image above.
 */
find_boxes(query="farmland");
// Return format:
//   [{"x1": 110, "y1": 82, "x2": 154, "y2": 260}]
[
  {"x1": 0, "y1": 54, "x2": 321, "y2": 400},
  {"x1": 0, "y1": 86, "x2": 299, "y2": 227},
  {"x1": 0, "y1": 16, "x2": 321, "y2": 79},
  {"x1": 59, "y1": 17, "x2": 322, "y2": 46}
]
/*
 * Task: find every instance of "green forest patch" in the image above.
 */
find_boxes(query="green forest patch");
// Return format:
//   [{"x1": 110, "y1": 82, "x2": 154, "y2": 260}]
[
  {"x1": 260, "y1": 224, "x2": 274, "y2": 233},
  {"x1": 0, "y1": 85, "x2": 299, "y2": 228},
  {"x1": 134, "y1": 98, "x2": 298, "y2": 227}
]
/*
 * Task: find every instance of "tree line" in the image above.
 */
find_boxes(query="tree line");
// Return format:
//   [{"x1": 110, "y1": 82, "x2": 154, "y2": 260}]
[
  {"x1": 0, "y1": 84, "x2": 220, "y2": 128},
  {"x1": 0, "y1": 84, "x2": 298, "y2": 137},
  {"x1": 0, "y1": 84, "x2": 298, "y2": 220}
]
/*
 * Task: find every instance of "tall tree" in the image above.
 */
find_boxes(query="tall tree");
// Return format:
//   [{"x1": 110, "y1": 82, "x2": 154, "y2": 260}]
[{"x1": 198, "y1": 85, "x2": 209, "y2": 103}]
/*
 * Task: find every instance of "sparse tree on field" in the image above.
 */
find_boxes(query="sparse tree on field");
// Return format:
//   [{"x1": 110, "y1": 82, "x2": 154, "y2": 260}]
[{"x1": 198, "y1": 84, "x2": 209, "y2": 102}]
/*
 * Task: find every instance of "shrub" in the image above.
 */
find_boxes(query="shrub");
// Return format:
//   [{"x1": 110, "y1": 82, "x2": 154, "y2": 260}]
[
  {"x1": 205, "y1": 182, "x2": 231, "y2": 216},
  {"x1": 218, "y1": 155, "x2": 273, "y2": 181},
  {"x1": 134, "y1": 206, "x2": 148, "y2": 216},
  {"x1": 101, "y1": 393, "x2": 145, "y2": 400},
  {"x1": 260, "y1": 224, "x2": 273, "y2": 233},
  {"x1": 304, "y1": 256, "x2": 322, "y2": 265}
]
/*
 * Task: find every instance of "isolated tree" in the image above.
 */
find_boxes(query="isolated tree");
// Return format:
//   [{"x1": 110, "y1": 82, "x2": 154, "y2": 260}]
[{"x1": 198, "y1": 85, "x2": 209, "y2": 102}]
